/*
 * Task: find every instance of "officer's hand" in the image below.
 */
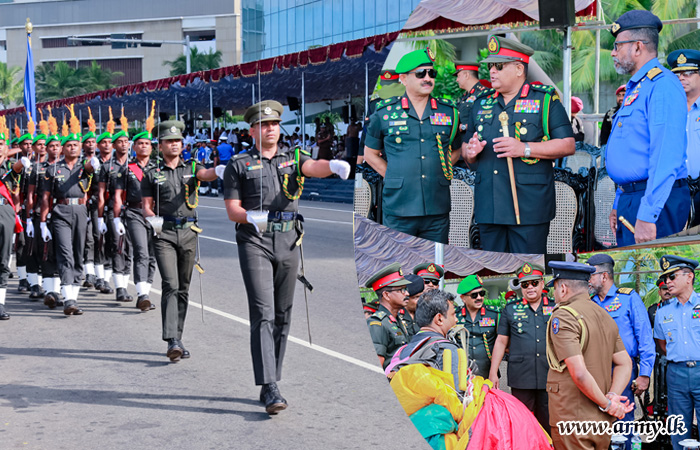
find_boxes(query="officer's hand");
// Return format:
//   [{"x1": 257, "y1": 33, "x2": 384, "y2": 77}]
[
  {"x1": 492, "y1": 137, "x2": 526, "y2": 158},
  {"x1": 245, "y1": 212, "x2": 262, "y2": 233},
  {"x1": 329, "y1": 159, "x2": 351, "y2": 180},
  {"x1": 487, "y1": 371, "x2": 500, "y2": 389},
  {"x1": 89, "y1": 155, "x2": 101, "y2": 171},
  {"x1": 609, "y1": 209, "x2": 617, "y2": 235},
  {"x1": 98, "y1": 217, "x2": 108, "y2": 235},
  {"x1": 632, "y1": 376, "x2": 650, "y2": 395},
  {"x1": 113, "y1": 217, "x2": 126, "y2": 236},
  {"x1": 214, "y1": 164, "x2": 226, "y2": 179},
  {"x1": 20, "y1": 156, "x2": 31, "y2": 170},
  {"x1": 463, "y1": 132, "x2": 486, "y2": 161},
  {"x1": 25, "y1": 219, "x2": 34, "y2": 238},
  {"x1": 634, "y1": 219, "x2": 656, "y2": 244},
  {"x1": 40, "y1": 222, "x2": 52, "y2": 242}
]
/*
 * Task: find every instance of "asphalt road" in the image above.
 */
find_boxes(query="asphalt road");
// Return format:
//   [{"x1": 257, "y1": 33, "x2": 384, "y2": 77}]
[{"x1": 1, "y1": 197, "x2": 428, "y2": 450}]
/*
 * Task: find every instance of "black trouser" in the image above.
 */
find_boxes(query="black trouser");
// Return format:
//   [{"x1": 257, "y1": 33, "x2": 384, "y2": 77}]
[
  {"x1": 84, "y1": 204, "x2": 94, "y2": 264},
  {"x1": 26, "y1": 212, "x2": 42, "y2": 276},
  {"x1": 106, "y1": 209, "x2": 131, "y2": 276},
  {"x1": 0, "y1": 204, "x2": 14, "y2": 288},
  {"x1": 40, "y1": 220, "x2": 58, "y2": 279},
  {"x1": 154, "y1": 226, "x2": 197, "y2": 341},
  {"x1": 90, "y1": 206, "x2": 110, "y2": 269},
  {"x1": 52, "y1": 203, "x2": 87, "y2": 286},
  {"x1": 237, "y1": 224, "x2": 299, "y2": 385},
  {"x1": 14, "y1": 208, "x2": 27, "y2": 268},
  {"x1": 511, "y1": 387, "x2": 550, "y2": 435},
  {"x1": 478, "y1": 222, "x2": 550, "y2": 254},
  {"x1": 125, "y1": 207, "x2": 155, "y2": 284}
]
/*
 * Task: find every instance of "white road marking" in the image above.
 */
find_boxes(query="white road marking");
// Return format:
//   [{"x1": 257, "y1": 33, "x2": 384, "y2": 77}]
[
  {"x1": 144, "y1": 285, "x2": 384, "y2": 374},
  {"x1": 199, "y1": 235, "x2": 237, "y2": 245}
]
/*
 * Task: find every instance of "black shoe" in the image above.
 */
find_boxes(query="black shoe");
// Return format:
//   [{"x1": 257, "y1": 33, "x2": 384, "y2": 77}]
[
  {"x1": 94, "y1": 278, "x2": 104, "y2": 291},
  {"x1": 136, "y1": 295, "x2": 151, "y2": 311},
  {"x1": 44, "y1": 292, "x2": 59, "y2": 309},
  {"x1": 17, "y1": 279, "x2": 29, "y2": 293},
  {"x1": 177, "y1": 340, "x2": 190, "y2": 359},
  {"x1": 100, "y1": 281, "x2": 114, "y2": 294},
  {"x1": 29, "y1": 284, "x2": 43, "y2": 299},
  {"x1": 83, "y1": 274, "x2": 95, "y2": 288},
  {"x1": 63, "y1": 300, "x2": 83, "y2": 316},
  {"x1": 166, "y1": 339, "x2": 183, "y2": 361},
  {"x1": 116, "y1": 287, "x2": 133, "y2": 302},
  {"x1": 0, "y1": 304, "x2": 9, "y2": 320},
  {"x1": 259, "y1": 383, "x2": 287, "y2": 414}
]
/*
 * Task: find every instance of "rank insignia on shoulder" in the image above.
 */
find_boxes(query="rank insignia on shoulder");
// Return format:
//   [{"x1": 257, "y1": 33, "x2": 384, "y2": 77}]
[
  {"x1": 617, "y1": 287, "x2": 633, "y2": 294},
  {"x1": 430, "y1": 113, "x2": 451, "y2": 125},
  {"x1": 647, "y1": 67, "x2": 662, "y2": 80},
  {"x1": 369, "y1": 321, "x2": 382, "y2": 326},
  {"x1": 514, "y1": 99, "x2": 540, "y2": 113},
  {"x1": 479, "y1": 317, "x2": 495, "y2": 327}
]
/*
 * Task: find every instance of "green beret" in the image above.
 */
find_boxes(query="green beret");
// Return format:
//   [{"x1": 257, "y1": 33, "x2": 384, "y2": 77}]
[
  {"x1": 244, "y1": 100, "x2": 283, "y2": 125},
  {"x1": 111, "y1": 130, "x2": 129, "y2": 141},
  {"x1": 132, "y1": 130, "x2": 152, "y2": 141},
  {"x1": 81, "y1": 131, "x2": 96, "y2": 142},
  {"x1": 96, "y1": 132, "x2": 112, "y2": 143},
  {"x1": 61, "y1": 133, "x2": 80, "y2": 145},
  {"x1": 46, "y1": 135, "x2": 61, "y2": 144},
  {"x1": 10, "y1": 137, "x2": 17, "y2": 145},
  {"x1": 33, "y1": 134, "x2": 47, "y2": 144},
  {"x1": 395, "y1": 48, "x2": 435, "y2": 74},
  {"x1": 19, "y1": 133, "x2": 33, "y2": 143},
  {"x1": 157, "y1": 120, "x2": 185, "y2": 141},
  {"x1": 457, "y1": 275, "x2": 484, "y2": 294},
  {"x1": 0, "y1": 133, "x2": 6, "y2": 141}
]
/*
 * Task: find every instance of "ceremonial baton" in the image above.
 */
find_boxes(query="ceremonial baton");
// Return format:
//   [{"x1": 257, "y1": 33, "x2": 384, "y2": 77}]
[
  {"x1": 619, "y1": 216, "x2": 635, "y2": 234},
  {"x1": 498, "y1": 112, "x2": 521, "y2": 225}
]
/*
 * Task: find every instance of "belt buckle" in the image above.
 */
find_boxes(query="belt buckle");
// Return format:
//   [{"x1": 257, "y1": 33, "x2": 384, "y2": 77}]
[{"x1": 688, "y1": 361, "x2": 697, "y2": 368}]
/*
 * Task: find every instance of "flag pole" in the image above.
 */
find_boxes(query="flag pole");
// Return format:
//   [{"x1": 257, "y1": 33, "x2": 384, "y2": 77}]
[{"x1": 23, "y1": 18, "x2": 36, "y2": 127}]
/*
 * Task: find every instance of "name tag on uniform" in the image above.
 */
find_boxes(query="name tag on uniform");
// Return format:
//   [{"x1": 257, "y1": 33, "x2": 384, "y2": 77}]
[
  {"x1": 430, "y1": 113, "x2": 452, "y2": 126},
  {"x1": 479, "y1": 317, "x2": 495, "y2": 327},
  {"x1": 514, "y1": 99, "x2": 540, "y2": 113},
  {"x1": 278, "y1": 160, "x2": 296, "y2": 169},
  {"x1": 389, "y1": 121, "x2": 406, "y2": 126},
  {"x1": 246, "y1": 165, "x2": 262, "y2": 171}
]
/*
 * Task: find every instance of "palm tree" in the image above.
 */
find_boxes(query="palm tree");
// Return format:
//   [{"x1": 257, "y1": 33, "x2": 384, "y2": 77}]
[
  {"x1": 0, "y1": 62, "x2": 23, "y2": 108},
  {"x1": 163, "y1": 47, "x2": 223, "y2": 76},
  {"x1": 84, "y1": 61, "x2": 124, "y2": 92},
  {"x1": 36, "y1": 61, "x2": 88, "y2": 102}
]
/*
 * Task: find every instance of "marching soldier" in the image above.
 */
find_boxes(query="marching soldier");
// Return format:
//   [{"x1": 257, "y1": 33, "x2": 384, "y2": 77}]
[
  {"x1": 92, "y1": 130, "x2": 114, "y2": 294},
  {"x1": 412, "y1": 262, "x2": 444, "y2": 290},
  {"x1": 38, "y1": 134, "x2": 63, "y2": 308},
  {"x1": 0, "y1": 124, "x2": 23, "y2": 320},
  {"x1": 81, "y1": 126, "x2": 98, "y2": 287},
  {"x1": 364, "y1": 48, "x2": 464, "y2": 244},
  {"x1": 141, "y1": 121, "x2": 218, "y2": 361},
  {"x1": 14, "y1": 131, "x2": 34, "y2": 292},
  {"x1": 222, "y1": 100, "x2": 350, "y2": 414},
  {"x1": 25, "y1": 132, "x2": 48, "y2": 299},
  {"x1": 463, "y1": 36, "x2": 575, "y2": 253},
  {"x1": 455, "y1": 274, "x2": 499, "y2": 378}
]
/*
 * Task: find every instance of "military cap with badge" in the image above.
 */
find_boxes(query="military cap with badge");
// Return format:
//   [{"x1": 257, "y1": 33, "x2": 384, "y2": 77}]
[
  {"x1": 413, "y1": 262, "x2": 445, "y2": 281},
  {"x1": 157, "y1": 120, "x2": 185, "y2": 141},
  {"x1": 244, "y1": 100, "x2": 284, "y2": 125},
  {"x1": 513, "y1": 262, "x2": 545, "y2": 286},
  {"x1": 365, "y1": 263, "x2": 412, "y2": 292},
  {"x1": 610, "y1": 10, "x2": 663, "y2": 37},
  {"x1": 483, "y1": 36, "x2": 534, "y2": 64},
  {"x1": 546, "y1": 261, "x2": 596, "y2": 287},
  {"x1": 395, "y1": 48, "x2": 435, "y2": 74},
  {"x1": 668, "y1": 49, "x2": 700, "y2": 73},
  {"x1": 659, "y1": 255, "x2": 699, "y2": 277}
]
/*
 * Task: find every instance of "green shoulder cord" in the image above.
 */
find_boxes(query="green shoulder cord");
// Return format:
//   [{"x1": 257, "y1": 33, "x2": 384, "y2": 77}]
[
  {"x1": 184, "y1": 160, "x2": 199, "y2": 209},
  {"x1": 517, "y1": 121, "x2": 540, "y2": 165},
  {"x1": 79, "y1": 159, "x2": 93, "y2": 193},
  {"x1": 542, "y1": 92, "x2": 552, "y2": 142},
  {"x1": 435, "y1": 106, "x2": 458, "y2": 181},
  {"x1": 282, "y1": 146, "x2": 305, "y2": 200}
]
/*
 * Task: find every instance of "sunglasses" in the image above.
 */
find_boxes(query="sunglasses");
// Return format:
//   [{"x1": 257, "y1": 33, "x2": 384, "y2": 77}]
[
  {"x1": 409, "y1": 68, "x2": 437, "y2": 79},
  {"x1": 612, "y1": 40, "x2": 648, "y2": 51},
  {"x1": 662, "y1": 271, "x2": 688, "y2": 283},
  {"x1": 677, "y1": 71, "x2": 699, "y2": 79},
  {"x1": 469, "y1": 290, "x2": 487, "y2": 299},
  {"x1": 487, "y1": 62, "x2": 517, "y2": 71},
  {"x1": 424, "y1": 279, "x2": 440, "y2": 286},
  {"x1": 520, "y1": 280, "x2": 541, "y2": 289}
]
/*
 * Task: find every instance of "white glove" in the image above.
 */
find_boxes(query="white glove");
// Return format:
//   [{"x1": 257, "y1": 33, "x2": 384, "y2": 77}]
[
  {"x1": 20, "y1": 156, "x2": 31, "y2": 170},
  {"x1": 245, "y1": 212, "x2": 261, "y2": 233},
  {"x1": 40, "y1": 222, "x2": 52, "y2": 242},
  {"x1": 145, "y1": 216, "x2": 163, "y2": 235},
  {"x1": 89, "y1": 155, "x2": 101, "y2": 171},
  {"x1": 329, "y1": 159, "x2": 351, "y2": 180},
  {"x1": 98, "y1": 217, "x2": 108, "y2": 234},
  {"x1": 113, "y1": 217, "x2": 126, "y2": 236},
  {"x1": 25, "y1": 219, "x2": 34, "y2": 238},
  {"x1": 215, "y1": 164, "x2": 227, "y2": 179}
]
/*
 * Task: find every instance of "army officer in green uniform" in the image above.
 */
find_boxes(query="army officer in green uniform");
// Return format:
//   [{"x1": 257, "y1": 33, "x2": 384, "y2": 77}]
[
  {"x1": 488, "y1": 262, "x2": 552, "y2": 434},
  {"x1": 365, "y1": 263, "x2": 412, "y2": 369},
  {"x1": 455, "y1": 274, "x2": 499, "y2": 378},
  {"x1": 455, "y1": 60, "x2": 488, "y2": 130},
  {"x1": 463, "y1": 36, "x2": 575, "y2": 254},
  {"x1": 364, "y1": 48, "x2": 464, "y2": 244}
]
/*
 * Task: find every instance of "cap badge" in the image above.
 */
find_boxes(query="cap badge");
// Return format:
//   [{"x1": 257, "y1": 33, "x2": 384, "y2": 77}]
[
  {"x1": 427, "y1": 264, "x2": 436, "y2": 273},
  {"x1": 523, "y1": 263, "x2": 532, "y2": 274},
  {"x1": 611, "y1": 22, "x2": 620, "y2": 33},
  {"x1": 382, "y1": 71, "x2": 392, "y2": 79},
  {"x1": 662, "y1": 258, "x2": 670, "y2": 270},
  {"x1": 477, "y1": 275, "x2": 483, "y2": 285},
  {"x1": 487, "y1": 36, "x2": 500, "y2": 54},
  {"x1": 427, "y1": 47, "x2": 435, "y2": 61},
  {"x1": 679, "y1": 53, "x2": 688, "y2": 64},
  {"x1": 170, "y1": 126, "x2": 178, "y2": 134},
  {"x1": 398, "y1": 267, "x2": 403, "y2": 276},
  {"x1": 263, "y1": 107, "x2": 272, "y2": 115}
]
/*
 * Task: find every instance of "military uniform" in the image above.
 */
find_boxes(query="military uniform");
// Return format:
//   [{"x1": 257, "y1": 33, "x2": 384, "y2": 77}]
[
  {"x1": 14, "y1": 134, "x2": 34, "y2": 292},
  {"x1": 90, "y1": 132, "x2": 114, "y2": 294},
  {"x1": 34, "y1": 152, "x2": 61, "y2": 307},
  {"x1": 0, "y1": 150, "x2": 20, "y2": 319},
  {"x1": 364, "y1": 48, "x2": 462, "y2": 244},
  {"x1": 398, "y1": 309, "x2": 420, "y2": 338},
  {"x1": 368, "y1": 304, "x2": 410, "y2": 369},
  {"x1": 455, "y1": 60, "x2": 488, "y2": 131},
  {"x1": 456, "y1": 303, "x2": 499, "y2": 378},
  {"x1": 464, "y1": 37, "x2": 574, "y2": 254}
]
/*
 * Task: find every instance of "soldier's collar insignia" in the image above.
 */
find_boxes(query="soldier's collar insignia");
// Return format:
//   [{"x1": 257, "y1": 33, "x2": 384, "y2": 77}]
[
  {"x1": 611, "y1": 22, "x2": 620, "y2": 33},
  {"x1": 427, "y1": 47, "x2": 435, "y2": 61},
  {"x1": 523, "y1": 263, "x2": 532, "y2": 274},
  {"x1": 662, "y1": 258, "x2": 670, "y2": 270},
  {"x1": 488, "y1": 36, "x2": 500, "y2": 54},
  {"x1": 264, "y1": 107, "x2": 272, "y2": 115},
  {"x1": 679, "y1": 53, "x2": 688, "y2": 64},
  {"x1": 427, "y1": 264, "x2": 436, "y2": 273}
]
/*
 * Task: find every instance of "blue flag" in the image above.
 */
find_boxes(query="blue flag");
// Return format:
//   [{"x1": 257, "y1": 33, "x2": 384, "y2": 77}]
[{"x1": 23, "y1": 31, "x2": 36, "y2": 126}]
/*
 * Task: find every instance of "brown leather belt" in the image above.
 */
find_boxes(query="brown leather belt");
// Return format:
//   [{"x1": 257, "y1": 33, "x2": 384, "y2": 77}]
[{"x1": 56, "y1": 198, "x2": 85, "y2": 205}]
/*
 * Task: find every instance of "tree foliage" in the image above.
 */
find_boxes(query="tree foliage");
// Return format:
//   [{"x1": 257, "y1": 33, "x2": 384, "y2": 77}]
[
  {"x1": 163, "y1": 47, "x2": 223, "y2": 76},
  {"x1": 35, "y1": 61, "x2": 122, "y2": 102},
  {"x1": 0, "y1": 62, "x2": 23, "y2": 108}
]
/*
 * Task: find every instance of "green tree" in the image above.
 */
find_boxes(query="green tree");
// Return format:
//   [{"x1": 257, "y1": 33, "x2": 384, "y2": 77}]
[
  {"x1": 35, "y1": 61, "x2": 87, "y2": 102},
  {"x1": 84, "y1": 61, "x2": 123, "y2": 92},
  {"x1": 409, "y1": 34, "x2": 461, "y2": 99},
  {"x1": 163, "y1": 47, "x2": 223, "y2": 76},
  {"x1": 0, "y1": 62, "x2": 23, "y2": 108}
]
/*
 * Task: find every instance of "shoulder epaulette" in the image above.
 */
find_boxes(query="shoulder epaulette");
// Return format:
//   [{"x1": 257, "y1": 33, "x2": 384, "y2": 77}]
[
  {"x1": 375, "y1": 96, "x2": 400, "y2": 110},
  {"x1": 506, "y1": 298, "x2": 521, "y2": 307},
  {"x1": 530, "y1": 84, "x2": 557, "y2": 94},
  {"x1": 617, "y1": 287, "x2": 634, "y2": 294},
  {"x1": 371, "y1": 310, "x2": 387, "y2": 321},
  {"x1": 485, "y1": 305, "x2": 500, "y2": 313},
  {"x1": 647, "y1": 67, "x2": 663, "y2": 80},
  {"x1": 232, "y1": 152, "x2": 252, "y2": 161},
  {"x1": 436, "y1": 97, "x2": 457, "y2": 108},
  {"x1": 475, "y1": 88, "x2": 496, "y2": 100}
]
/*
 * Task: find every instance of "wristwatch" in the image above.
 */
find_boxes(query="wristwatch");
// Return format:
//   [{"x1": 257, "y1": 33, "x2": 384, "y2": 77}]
[{"x1": 524, "y1": 143, "x2": 532, "y2": 158}]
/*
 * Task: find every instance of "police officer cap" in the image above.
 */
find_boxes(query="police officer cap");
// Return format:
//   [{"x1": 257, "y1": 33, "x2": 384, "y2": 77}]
[
  {"x1": 365, "y1": 262, "x2": 411, "y2": 292},
  {"x1": 457, "y1": 274, "x2": 484, "y2": 295},
  {"x1": 610, "y1": 10, "x2": 663, "y2": 37},
  {"x1": 157, "y1": 120, "x2": 185, "y2": 141},
  {"x1": 395, "y1": 48, "x2": 435, "y2": 74},
  {"x1": 668, "y1": 49, "x2": 700, "y2": 73},
  {"x1": 244, "y1": 100, "x2": 283, "y2": 126},
  {"x1": 545, "y1": 261, "x2": 595, "y2": 287},
  {"x1": 586, "y1": 253, "x2": 615, "y2": 267},
  {"x1": 413, "y1": 262, "x2": 445, "y2": 281},
  {"x1": 513, "y1": 262, "x2": 545, "y2": 285},
  {"x1": 483, "y1": 36, "x2": 534, "y2": 64},
  {"x1": 454, "y1": 61, "x2": 480, "y2": 73},
  {"x1": 659, "y1": 255, "x2": 699, "y2": 276},
  {"x1": 404, "y1": 274, "x2": 425, "y2": 297}
]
